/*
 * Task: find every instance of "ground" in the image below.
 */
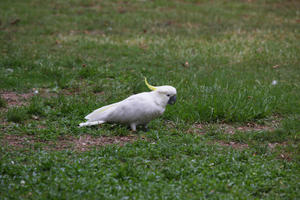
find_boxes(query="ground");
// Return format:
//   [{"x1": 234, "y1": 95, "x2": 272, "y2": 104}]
[{"x1": 0, "y1": 0, "x2": 300, "y2": 199}]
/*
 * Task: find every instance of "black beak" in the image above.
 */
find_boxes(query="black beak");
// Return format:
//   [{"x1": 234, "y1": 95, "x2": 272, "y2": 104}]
[{"x1": 168, "y1": 95, "x2": 176, "y2": 105}]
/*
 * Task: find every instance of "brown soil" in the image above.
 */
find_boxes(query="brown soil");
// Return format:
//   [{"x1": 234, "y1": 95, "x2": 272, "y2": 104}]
[
  {"x1": 1, "y1": 134, "x2": 137, "y2": 152},
  {"x1": 0, "y1": 88, "x2": 81, "y2": 108},
  {"x1": 190, "y1": 119, "x2": 280, "y2": 135},
  {"x1": 216, "y1": 141, "x2": 249, "y2": 149},
  {"x1": 0, "y1": 91, "x2": 35, "y2": 107},
  {"x1": 74, "y1": 135, "x2": 136, "y2": 151}
]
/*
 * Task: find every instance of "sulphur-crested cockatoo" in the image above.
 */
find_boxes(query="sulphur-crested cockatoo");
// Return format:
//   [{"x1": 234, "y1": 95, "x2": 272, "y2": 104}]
[{"x1": 79, "y1": 78, "x2": 177, "y2": 131}]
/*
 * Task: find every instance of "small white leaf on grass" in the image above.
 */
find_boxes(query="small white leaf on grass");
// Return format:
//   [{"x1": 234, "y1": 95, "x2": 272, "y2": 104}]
[
  {"x1": 272, "y1": 80, "x2": 278, "y2": 85},
  {"x1": 51, "y1": 86, "x2": 59, "y2": 93},
  {"x1": 33, "y1": 88, "x2": 39, "y2": 94},
  {"x1": 32, "y1": 115, "x2": 39, "y2": 120},
  {"x1": 6, "y1": 68, "x2": 14, "y2": 73}
]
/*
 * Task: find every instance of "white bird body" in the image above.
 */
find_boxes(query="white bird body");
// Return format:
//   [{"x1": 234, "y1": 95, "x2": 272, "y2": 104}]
[{"x1": 79, "y1": 79, "x2": 177, "y2": 131}]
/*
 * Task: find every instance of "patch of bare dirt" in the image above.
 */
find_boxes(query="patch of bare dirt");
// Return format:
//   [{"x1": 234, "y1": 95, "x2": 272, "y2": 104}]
[
  {"x1": 75, "y1": 135, "x2": 136, "y2": 151},
  {"x1": 59, "y1": 88, "x2": 82, "y2": 96},
  {"x1": 1, "y1": 134, "x2": 137, "y2": 151},
  {"x1": 187, "y1": 123, "x2": 207, "y2": 135},
  {"x1": 0, "y1": 88, "x2": 81, "y2": 109},
  {"x1": 0, "y1": 91, "x2": 35, "y2": 107},
  {"x1": 219, "y1": 123, "x2": 276, "y2": 134},
  {"x1": 216, "y1": 141, "x2": 249, "y2": 149},
  {"x1": 191, "y1": 119, "x2": 281, "y2": 135},
  {"x1": 268, "y1": 142, "x2": 287, "y2": 149},
  {"x1": 1, "y1": 135, "x2": 34, "y2": 148}
]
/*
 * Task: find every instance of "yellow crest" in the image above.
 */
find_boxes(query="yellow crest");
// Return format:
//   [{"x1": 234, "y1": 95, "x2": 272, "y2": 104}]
[{"x1": 144, "y1": 77, "x2": 157, "y2": 91}]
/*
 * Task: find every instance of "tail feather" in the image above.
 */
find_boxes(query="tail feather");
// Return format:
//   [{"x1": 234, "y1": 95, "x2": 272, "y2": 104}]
[{"x1": 79, "y1": 121, "x2": 105, "y2": 127}]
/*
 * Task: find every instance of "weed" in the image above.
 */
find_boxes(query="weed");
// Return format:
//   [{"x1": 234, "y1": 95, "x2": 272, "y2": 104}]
[
  {"x1": 26, "y1": 97, "x2": 45, "y2": 117},
  {"x1": 6, "y1": 107, "x2": 28, "y2": 123},
  {"x1": 0, "y1": 97, "x2": 6, "y2": 108}
]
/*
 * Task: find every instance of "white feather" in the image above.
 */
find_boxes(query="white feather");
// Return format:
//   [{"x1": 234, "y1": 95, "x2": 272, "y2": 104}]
[
  {"x1": 79, "y1": 85, "x2": 177, "y2": 131},
  {"x1": 79, "y1": 121, "x2": 105, "y2": 127}
]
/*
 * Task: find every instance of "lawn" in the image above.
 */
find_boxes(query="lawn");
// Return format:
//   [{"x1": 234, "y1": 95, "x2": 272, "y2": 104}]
[{"x1": 0, "y1": 0, "x2": 299, "y2": 199}]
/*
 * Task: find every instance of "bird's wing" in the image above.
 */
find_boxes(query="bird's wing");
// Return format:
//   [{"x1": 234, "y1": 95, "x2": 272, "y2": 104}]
[
  {"x1": 84, "y1": 102, "x2": 119, "y2": 121},
  {"x1": 84, "y1": 92, "x2": 161, "y2": 124},
  {"x1": 104, "y1": 93, "x2": 162, "y2": 124}
]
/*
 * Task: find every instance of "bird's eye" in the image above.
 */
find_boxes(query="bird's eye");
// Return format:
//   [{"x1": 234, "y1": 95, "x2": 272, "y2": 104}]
[{"x1": 166, "y1": 94, "x2": 170, "y2": 97}]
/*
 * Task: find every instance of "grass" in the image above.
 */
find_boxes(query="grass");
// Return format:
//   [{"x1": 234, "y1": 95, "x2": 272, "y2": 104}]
[
  {"x1": 0, "y1": 97, "x2": 6, "y2": 108},
  {"x1": 0, "y1": 0, "x2": 300, "y2": 199},
  {"x1": 6, "y1": 107, "x2": 28, "y2": 123}
]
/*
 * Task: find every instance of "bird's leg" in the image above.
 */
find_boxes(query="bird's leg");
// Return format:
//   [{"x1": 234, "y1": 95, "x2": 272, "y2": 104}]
[{"x1": 130, "y1": 123, "x2": 137, "y2": 132}]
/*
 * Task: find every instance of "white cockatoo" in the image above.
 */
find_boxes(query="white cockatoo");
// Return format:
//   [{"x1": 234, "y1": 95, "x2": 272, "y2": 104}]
[{"x1": 79, "y1": 78, "x2": 177, "y2": 131}]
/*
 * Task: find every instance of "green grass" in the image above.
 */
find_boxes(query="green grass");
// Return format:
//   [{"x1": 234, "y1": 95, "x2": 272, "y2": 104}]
[
  {"x1": 0, "y1": 97, "x2": 6, "y2": 108},
  {"x1": 0, "y1": 0, "x2": 300, "y2": 199},
  {"x1": 6, "y1": 107, "x2": 28, "y2": 123}
]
